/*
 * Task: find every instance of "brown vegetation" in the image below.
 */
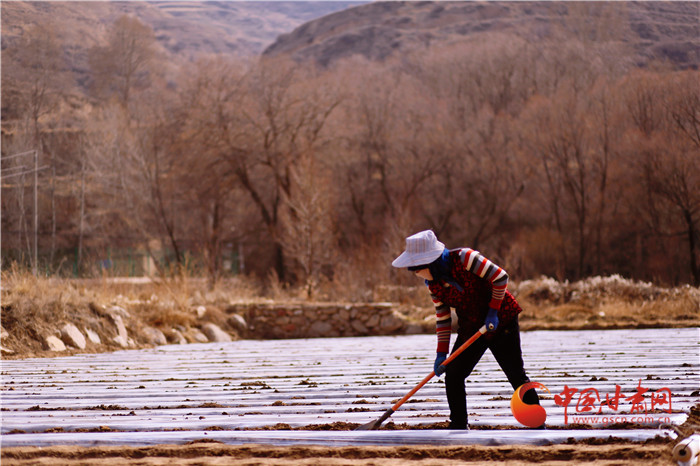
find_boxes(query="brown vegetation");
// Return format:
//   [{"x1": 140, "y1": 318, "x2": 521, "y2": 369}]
[
  {"x1": 2, "y1": 3, "x2": 699, "y2": 295},
  {"x1": 1, "y1": 266, "x2": 697, "y2": 359},
  {"x1": 0, "y1": 265, "x2": 260, "y2": 358},
  {"x1": 513, "y1": 275, "x2": 700, "y2": 331}
]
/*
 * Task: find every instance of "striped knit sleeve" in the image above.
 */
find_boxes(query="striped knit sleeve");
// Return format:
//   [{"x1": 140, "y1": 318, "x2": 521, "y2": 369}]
[
  {"x1": 432, "y1": 293, "x2": 452, "y2": 353},
  {"x1": 459, "y1": 248, "x2": 509, "y2": 310}
]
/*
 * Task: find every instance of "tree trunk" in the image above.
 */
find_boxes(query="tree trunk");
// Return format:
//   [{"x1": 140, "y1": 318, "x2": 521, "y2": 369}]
[
  {"x1": 77, "y1": 152, "x2": 87, "y2": 274},
  {"x1": 684, "y1": 209, "x2": 700, "y2": 286}
]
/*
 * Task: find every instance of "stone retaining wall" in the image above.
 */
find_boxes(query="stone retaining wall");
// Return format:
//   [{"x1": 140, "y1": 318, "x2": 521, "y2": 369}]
[
  {"x1": 228, "y1": 302, "x2": 426, "y2": 339},
  {"x1": 1, "y1": 301, "x2": 431, "y2": 357}
]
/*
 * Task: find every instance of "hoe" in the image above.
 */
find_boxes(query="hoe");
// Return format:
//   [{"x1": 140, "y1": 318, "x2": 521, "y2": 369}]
[{"x1": 356, "y1": 325, "x2": 488, "y2": 430}]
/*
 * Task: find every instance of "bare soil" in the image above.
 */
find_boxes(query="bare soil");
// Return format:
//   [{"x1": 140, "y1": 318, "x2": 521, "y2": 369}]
[{"x1": 0, "y1": 442, "x2": 679, "y2": 465}]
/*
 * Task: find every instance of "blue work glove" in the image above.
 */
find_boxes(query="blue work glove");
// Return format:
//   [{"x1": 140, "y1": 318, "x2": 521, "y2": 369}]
[
  {"x1": 485, "y1": 307, "x2": 499, "y2": 332},
  {"x1": 434, "y1": 352, "x2": 448, "y2": 376}
]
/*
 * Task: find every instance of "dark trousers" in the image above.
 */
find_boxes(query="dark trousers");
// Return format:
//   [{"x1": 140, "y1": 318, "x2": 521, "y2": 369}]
[{"x1": 444, "y1": 318, "x2": 539, "y2": 427}]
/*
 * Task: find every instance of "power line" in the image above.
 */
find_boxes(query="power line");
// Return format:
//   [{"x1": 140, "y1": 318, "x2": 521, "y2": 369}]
[
  {"x1": 1, "y1": 165, "x2": 50, "y2": 180},
  {"x1": 0, "y1": 165, "x2": 27, "y2": 174},
  {"x1": 0, "y1": 150, "x2": 37, "y2": 161},
  {"x1": 2, "y1": 150, "x2": 40, "y2": 275}
]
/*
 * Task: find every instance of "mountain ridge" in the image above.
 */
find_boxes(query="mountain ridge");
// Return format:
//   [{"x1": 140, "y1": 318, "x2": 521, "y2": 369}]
[
  {"x1": 262, "y1": 1, "x2": 700, "y2": 69},
  {"x1": 1, "y1": 1, "x2": 364, "y2": 60}
]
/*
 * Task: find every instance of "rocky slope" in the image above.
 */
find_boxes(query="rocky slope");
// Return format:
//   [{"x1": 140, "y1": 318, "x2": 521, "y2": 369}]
[{"x1": 263, "y1": 1, "x2": 700, "y2": 68}]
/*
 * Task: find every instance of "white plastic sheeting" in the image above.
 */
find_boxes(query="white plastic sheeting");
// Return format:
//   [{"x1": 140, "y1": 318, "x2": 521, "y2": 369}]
[
  {"x1": 1, "y1": 429, "x2": 675, "y2": 448},
  {"x1": 1, "y1": 328, "x2": 698, "y2": 447}
]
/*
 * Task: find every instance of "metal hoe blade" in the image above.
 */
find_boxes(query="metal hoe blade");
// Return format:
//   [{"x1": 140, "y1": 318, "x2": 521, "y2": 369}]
[
  {"x1": 355, "y1": 408, "x2": 395, "y2": 430},
  {"x1": 354, "y1": 326, "x2": 487, "y2": 431}
]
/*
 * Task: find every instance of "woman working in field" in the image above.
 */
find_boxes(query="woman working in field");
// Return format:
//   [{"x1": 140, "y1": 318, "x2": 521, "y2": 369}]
[{"x1": 392, "y1": 230, "x2": 540, "y2": 429}]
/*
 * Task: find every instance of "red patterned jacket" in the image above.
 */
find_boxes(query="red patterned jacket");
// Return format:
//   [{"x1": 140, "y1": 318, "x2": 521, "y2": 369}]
[{"x1": 427, "y1": 248, "x2": 522, "y2": 352}]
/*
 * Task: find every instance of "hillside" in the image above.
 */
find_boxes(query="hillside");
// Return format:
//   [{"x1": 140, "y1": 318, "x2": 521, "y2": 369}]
[
  {"x1": 3, "y1": 1, "x2": 696, "y2": 85},
  {"x1": 263, "y1": 1, "x2": 700, "y2": 68},
  {"x1": 1, "y1": 1, "x2": 363, "y2": 71}
]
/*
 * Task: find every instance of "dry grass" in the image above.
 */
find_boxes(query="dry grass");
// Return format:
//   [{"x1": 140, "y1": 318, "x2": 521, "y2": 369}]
[
  {"x1": 368, "y1": 274, "x2": 700, "y2": 330},
  {"x1": 0, "y1": 266, "x2": 265, "y2": 356},
  {"x1": 1, "y1": 267, "x2": 698, "y2": 358},
  {"x1": 514, "y1": 275, "x2": 700, "y2": 330},
  {"x1": 1, "y1": 265, "x2": 81, "y2": 354}
]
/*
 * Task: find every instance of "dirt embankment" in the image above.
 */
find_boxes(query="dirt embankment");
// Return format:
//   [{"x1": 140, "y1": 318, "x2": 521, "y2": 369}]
[
  {"x1": 1, "y1": 273, "x2": 698, "y2": 360},
  {"x1": 0, "y1": 441, "x2": 678, "y2": 465}
]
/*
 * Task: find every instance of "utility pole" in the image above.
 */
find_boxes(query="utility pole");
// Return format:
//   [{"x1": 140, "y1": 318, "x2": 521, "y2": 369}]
[
  {"x1": 33, "y1": 149, "x2": 38, "y2": 276},
  {"x1": 1, "y1": 149, "x2": 46, "y2": 276}
]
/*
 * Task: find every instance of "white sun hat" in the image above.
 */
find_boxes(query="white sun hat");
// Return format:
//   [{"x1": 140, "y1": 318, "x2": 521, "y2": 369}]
[{"x1": 392, "y1": 230, "x2": 445, "y2": 268}]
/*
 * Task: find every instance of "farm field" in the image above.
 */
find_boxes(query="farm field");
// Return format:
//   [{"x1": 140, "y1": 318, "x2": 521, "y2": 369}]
[{"x1": 2, "y1": 328, "x2": 698, "y2": 465}]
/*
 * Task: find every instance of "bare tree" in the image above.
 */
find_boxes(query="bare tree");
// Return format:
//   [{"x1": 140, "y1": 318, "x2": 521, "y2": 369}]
[
  {"x1": 586, "y1": 79, "x2": 628, "y2": 274},
  {"x1": 1, "y1": 140, "x2": 36, "y2": 267},
  {"x1": 657, "y1": 72, "x2": 700, "y2": 285},
  {"x1": 280, "y1": 151, "x2": 336, "y2": 298},
  {"x1": 522, "y1": 83, "x2": 600, "y2": 279},
  {"x1": 170, "y1": 56, "x2": 342, "y2": 283},
  {"x1": 231, "y1": 58, "x2": 341, "y2": 281},
  {"x1": 89, "y1": 15, "x2": 158, "y2": 111},
  {"x1": 437, "y1": 115, "x2": 527, "y2": 253},
  {"x1": 338, "y1": 60, "x2": 445, "y2": 250},
  {"x1": 1, "y1": 22, "x2": 68, "y2": 272},
  {"x1": 619, "y1": 71, "x2": 700, "y2": 285},
  {"x1": 667, "y1": 72, "x2": 700, "y2": 150},
  {"x1": 623, "y1": 71, "x2": 665, "y2": 137},
  {"x1": 3, "y1": 6, "x2": 699, "y2": 291},
  {"x1": 2, "y1": 23, "x2": 65, "y2": 145},
  {"x1": 641, "y1": 146, "x2": 700, "y2": 285}
]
